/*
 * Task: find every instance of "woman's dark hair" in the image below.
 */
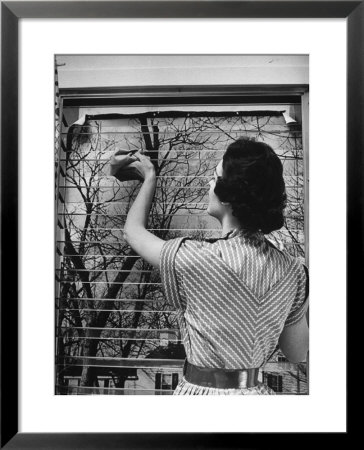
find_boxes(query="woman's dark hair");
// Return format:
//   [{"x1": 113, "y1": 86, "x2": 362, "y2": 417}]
[{"x1": 214, "y1": 137, "x2": 286, "y2": 234}]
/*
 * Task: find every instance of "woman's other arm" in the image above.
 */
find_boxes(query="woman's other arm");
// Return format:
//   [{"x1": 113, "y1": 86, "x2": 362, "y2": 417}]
[
  {"x1": 123, "y1": 153, "x2": 165, "y2": 269},
  {"x1": 278, "y1": 306, "x2": 309, "y2": 363}
]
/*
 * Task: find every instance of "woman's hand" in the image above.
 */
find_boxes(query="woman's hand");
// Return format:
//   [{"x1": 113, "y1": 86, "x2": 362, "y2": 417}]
[{"x1": 133, "y1": 151, "x2": 156, "y2": 181}]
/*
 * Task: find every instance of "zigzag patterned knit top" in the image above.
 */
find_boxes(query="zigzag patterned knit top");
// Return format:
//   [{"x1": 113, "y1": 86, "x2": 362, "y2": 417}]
[{"x1": 160, "y1": 229, "x2": 309, "y2": 370}]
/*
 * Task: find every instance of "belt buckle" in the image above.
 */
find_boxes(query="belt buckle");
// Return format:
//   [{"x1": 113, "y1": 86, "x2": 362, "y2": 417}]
[{"x1": 237, "y1": 371, "x2": 249, "y2": 389}]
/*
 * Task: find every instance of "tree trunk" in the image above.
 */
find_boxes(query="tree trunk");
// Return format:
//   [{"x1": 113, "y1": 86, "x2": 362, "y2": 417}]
[
  {"x1": 79, "y1": 253, "x2": 139, "y2": 388},
  {"x1": 80, "y1": 334, "x2": 99, "y2": 389}
]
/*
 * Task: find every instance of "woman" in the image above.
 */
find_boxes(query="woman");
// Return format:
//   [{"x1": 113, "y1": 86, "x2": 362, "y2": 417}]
[{"x1": 118, "y1": 137, "x2": 309, "y2": 395}]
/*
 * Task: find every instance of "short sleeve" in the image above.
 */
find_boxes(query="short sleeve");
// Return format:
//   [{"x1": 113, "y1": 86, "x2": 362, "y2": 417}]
[
  {"x1": 160, "y1": 238, "x2": 218, "y2": 309},
  {"x1": 159, "y1": 237, "x2": 185, "y2": 309},
  {"x1": 284, "y1": 264, "x2": 309, "y2": 327}
]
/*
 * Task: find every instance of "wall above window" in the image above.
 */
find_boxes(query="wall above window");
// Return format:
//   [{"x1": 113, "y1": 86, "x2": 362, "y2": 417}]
[{"x1": 57, "y1": 55, "x2": 309, "y2": 89}]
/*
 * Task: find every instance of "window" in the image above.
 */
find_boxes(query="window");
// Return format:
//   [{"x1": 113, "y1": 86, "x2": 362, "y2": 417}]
[
  {"x1": 264, "y1": 373, "x2": 283, "y2": 393},
  {"x1": 155, "y1": 372, "x2": 179, "y2": 394},
  {"x1": 55, "y1": 88, "x2": 308, "y2": 395}
]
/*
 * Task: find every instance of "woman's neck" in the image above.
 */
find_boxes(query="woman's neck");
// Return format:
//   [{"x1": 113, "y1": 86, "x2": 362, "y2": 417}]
[
  {"x1": 219, "y1": 216, "x2": 264, "y2": 243},
  {"x1": 220, "y1": 216, "x2": 241, "y2": 237}
]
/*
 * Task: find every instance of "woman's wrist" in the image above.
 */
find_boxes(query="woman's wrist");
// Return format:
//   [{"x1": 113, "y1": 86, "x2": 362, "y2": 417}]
[{"x1": 143, "y1": 169, "x2": 156, "y2": 182}]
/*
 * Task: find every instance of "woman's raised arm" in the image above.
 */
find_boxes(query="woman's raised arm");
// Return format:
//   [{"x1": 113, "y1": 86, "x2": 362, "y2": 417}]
[{"x1": 123, "y1": 152, "x2": 165, "y2": 269}]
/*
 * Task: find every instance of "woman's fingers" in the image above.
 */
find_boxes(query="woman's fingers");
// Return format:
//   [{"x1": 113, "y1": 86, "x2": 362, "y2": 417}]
[
  {"x1": 132, "y1": 150, "x2": 147, "y2": 162},
  {"x1": 136, "y1": 151, "x2": 149, "y2": 159},
  {"x1": 137, "y1": 152, "x2": 153, "y2": 165}
]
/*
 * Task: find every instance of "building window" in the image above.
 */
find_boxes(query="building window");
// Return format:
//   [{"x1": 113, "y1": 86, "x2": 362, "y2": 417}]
[
  {"x1": 264, "y1": 373, "x2": 283, "y2": 392},
  {"x1": 155, "y1": 372, "x2": 179, "y2": 393}
]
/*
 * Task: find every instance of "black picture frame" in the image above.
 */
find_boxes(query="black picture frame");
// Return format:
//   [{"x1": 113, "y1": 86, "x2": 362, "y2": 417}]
[{"x1": 1, "y1": 1, "x2": 358, "y2": 448}]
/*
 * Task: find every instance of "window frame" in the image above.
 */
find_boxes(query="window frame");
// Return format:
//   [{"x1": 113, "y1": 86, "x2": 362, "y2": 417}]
[{"x1": 55, "y1": 85, "x2": 309, "y2": 395}]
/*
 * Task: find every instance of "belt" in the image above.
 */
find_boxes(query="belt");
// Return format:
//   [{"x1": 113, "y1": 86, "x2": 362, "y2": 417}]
[{"x1": 183, "y1": 360, "x2": 259, "y2": 389}]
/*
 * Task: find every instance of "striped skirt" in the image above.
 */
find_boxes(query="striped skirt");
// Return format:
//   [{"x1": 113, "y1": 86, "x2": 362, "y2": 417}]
[{"x1": 173, "y1": 377, "x2": 276, "y2": 395}]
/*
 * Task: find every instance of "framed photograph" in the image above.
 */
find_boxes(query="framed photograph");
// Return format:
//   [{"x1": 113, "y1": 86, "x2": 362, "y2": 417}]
[
  {"x1": 55, "y1": 53, "x2": 310, "y2": 398},
  {"x1": 1, "y1": 1, "x2": 359, "y2": 447}
]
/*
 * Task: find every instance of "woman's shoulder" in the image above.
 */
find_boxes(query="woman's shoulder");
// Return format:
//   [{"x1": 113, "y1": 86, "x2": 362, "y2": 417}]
[
  {"x1": 162, "y1": 235, "x2": 223, "y2": 257},
  {"x1": 264, "y1": 238, "x2": 308, "y2": 278},
  {"x1": 179, "y1": 237, "x2": 221, "y2": 253},
  {"x1": 171, "y1": 237, "x2": 221, "y2": 268},
  {"x1": 265, "y1": 237, "x2": 298, "y2": 259}
]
